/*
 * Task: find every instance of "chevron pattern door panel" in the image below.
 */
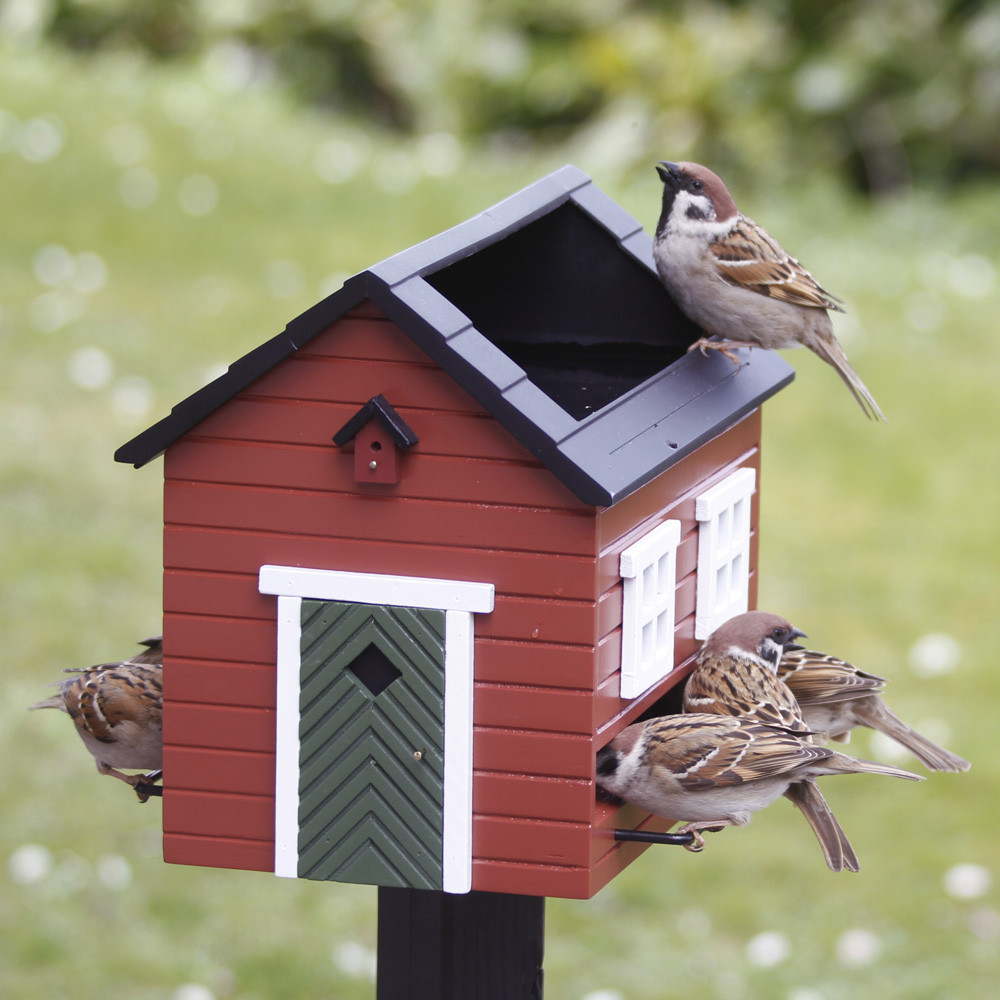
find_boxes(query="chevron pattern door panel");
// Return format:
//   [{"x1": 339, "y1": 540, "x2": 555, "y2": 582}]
[{"x1": 296, "y1": 599, "x2": 447, "y2": 889}]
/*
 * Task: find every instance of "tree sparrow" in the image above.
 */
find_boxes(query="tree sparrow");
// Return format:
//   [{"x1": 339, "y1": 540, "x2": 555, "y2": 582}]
[
  {"x1": 653, "y1": 160, "x2": 886, "y2": 421},
  {"x1": 778, "y1": 647, "x2": 970, "y2": 772},
  {"x1": 683, "y1": 611, "x2": 909, "y2": 871},
  {"x1": 596, "y1": 712, "x2": 920, "y2": 856},
  {"x1": 32, "y1": 636, "x2": 163, "y2": 801}
]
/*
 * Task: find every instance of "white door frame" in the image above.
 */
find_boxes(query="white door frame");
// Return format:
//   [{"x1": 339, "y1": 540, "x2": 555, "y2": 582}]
[{"x1": 259, "y1": 565, "x2": 494, "y2": 894}]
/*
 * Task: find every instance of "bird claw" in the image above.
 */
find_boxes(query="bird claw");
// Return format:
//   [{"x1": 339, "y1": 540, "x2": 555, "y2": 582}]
[
  {"x1": 132, "y1": 770, "x2": 163, "y2": 803},
  {"x1": 676, "y1": 824, "x2": 725, "y2": 853},
  {"x1": 686, "y1": 338, "x2": 746, "y2": 365}
]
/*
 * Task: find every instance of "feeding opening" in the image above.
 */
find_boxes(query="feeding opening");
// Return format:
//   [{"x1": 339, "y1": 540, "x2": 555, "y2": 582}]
[{"x1": 426, "y1": 203, "x2": 698, "y2": 420}]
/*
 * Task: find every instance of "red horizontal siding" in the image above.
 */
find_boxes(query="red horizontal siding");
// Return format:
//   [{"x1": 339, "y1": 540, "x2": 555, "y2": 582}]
[
  {"x1": 472, "y1": 728, "x2": 593, "y2": 780},
  {"x1": 190, "y1": 397, "x2": 540, "y2": 464},
  {"x1": 473, "y1": 683, "x2": 594, "y2": 735},
  {"x1": 473, "y1": 815, "x2": 590, "y2": 866},
  {"x1": 471, "y1": 859, "x2": 587, "y2": 899},
  {"x1": 296, "y1": 314, "x2": 433, "y2": 363},
  {"x1": 475, "y1": 639, "x2": 598, "y2": 690},
  {"x1": 163, "y1": 533, "x2": 596, "y2": 604},
  {"x1": 474, "y1": 773, "x2": 592, "y2": 823},
  {"x1": 163, "y1": 614, "x2": 276, "y2": 664},
  {"x1": 168, "y1": 747, "x2": 274, "y2": 795},
  {"x1": 164, "y1": 833, "x2": 273, "y2": 873},
  {"x1": 165, "y1": 789, "x2": 274, "y2": 839},
  {"x1": 166, "y1": 438, "x2": 583, "y2": 510},
  {"x1": 165, "y1": 482, "x2": 596, "y2": 557},
  {"x1": 249, "y1": 351, "x2": 488, "y2": 416},
  {"x1": 167, "y1": 703, "x2": 275, "y2": 753},
  {"x1": 167, "y1": 658, "x2": 275, "y2": 709}
]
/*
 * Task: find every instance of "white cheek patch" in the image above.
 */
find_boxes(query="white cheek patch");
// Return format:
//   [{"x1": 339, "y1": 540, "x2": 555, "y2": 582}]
[{"x1": 676, "y1": 190, "x2": 716, "y2": 223}]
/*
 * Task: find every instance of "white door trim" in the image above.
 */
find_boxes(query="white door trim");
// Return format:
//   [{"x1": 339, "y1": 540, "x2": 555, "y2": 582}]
[{"x1": 260, "y1": 565, "x2": 494, "y2": 894}]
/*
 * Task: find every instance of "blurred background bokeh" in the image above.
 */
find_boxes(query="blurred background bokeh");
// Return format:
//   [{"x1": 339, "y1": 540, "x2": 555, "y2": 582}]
[{"x1": 2, "y1": 2, "x2": 998, "y2": 998}]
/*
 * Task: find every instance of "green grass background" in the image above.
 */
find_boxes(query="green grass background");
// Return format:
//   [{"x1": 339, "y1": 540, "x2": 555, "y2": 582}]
[{"x1": 2, "y1": 44, "x2": 998, "y2": 1000}]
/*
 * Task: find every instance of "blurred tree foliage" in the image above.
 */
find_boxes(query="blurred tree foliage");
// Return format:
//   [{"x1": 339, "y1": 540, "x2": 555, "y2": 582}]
[{"x1": 26, "y1": 0, "x2": 1000, "y2": 191}]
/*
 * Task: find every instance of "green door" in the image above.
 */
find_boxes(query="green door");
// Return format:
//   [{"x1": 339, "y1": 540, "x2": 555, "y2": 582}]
[{"x1": 297, "y1": 599, "x2": 446, "y2": 889}]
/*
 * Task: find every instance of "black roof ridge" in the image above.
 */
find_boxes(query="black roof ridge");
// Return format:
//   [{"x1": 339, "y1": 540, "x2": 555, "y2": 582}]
[{"x1": 115, "y1": 165, "x2": 793, "y2": 506}]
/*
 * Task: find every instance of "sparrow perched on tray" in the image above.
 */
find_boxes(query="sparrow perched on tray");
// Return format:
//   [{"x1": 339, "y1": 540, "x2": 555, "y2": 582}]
[
  {"x1": 778, "y1": 647, "x2": 970, "y2": 773},
  {"x1": 596, "y1": 712, "x2": 920, "y2": 855},
  {"x1": 682, "y1": 611, "x2": 923, "y2": 871},
  {"x1": 32, "y1": 636, "x2": 163, "y2": 802},
  {"x1": 652, "y1": 160, "x2": 885, "y2": 421}
]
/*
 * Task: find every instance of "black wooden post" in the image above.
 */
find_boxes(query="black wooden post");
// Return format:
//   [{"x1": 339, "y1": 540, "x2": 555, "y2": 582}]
[{"x1": 376, "y1": 887, "x2": 545, "y2": 999}]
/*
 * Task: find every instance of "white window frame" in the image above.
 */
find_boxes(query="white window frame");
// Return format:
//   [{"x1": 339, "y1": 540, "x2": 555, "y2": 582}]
[
  {"x1": 694, "y1": 467, "x2": 756, "y2": 639},
  {"x1": 258, "y1": 565, "x2": 494, "y2": 895},
  {"x1": 619, "y1": 519, "x2": 681, "y2": 699}
]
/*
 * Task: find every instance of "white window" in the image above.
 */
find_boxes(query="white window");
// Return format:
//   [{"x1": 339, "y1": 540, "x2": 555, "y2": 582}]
[
  {"x1": 694, "y1": 467, "x2": 756, "y2": 639},
  {"x1": 619, "y1": 519, "x2": 681, "y2": 699}
]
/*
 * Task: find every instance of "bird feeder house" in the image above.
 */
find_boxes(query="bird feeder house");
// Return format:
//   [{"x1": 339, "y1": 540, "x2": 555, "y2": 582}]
[{"x1": 116, "y1": 165, "x2": 793, "y2": 900}]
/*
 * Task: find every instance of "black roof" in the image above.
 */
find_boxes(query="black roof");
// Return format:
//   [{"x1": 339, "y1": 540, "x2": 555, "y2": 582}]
[{"x1": 116, "y1": 165, "x2": 793, "y2": 506}]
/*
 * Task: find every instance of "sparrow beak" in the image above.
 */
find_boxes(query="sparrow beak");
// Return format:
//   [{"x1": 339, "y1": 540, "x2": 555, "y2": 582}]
[
  {"x1": 783, "y1": 627, "x2": 807, "y2": 652},
  {"x1": 656, "y1": 161, "x2": 680, "y2": 183}
]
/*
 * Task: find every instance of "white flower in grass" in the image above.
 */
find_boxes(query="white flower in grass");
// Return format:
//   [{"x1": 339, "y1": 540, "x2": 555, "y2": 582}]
[
  {"x1": 32, "y1": 244, "x2": 74, "y2": 286},
  {"x1": 178, "y1": 173, "x2": 219, "y2": 216},
  {"x1": 96, "y1": 853, "x2": 132, "y2": 890},
  {"x1": 113, "y1": 376, "x2": 155, "y2": 420},
  {"x1": 120, "y1": 167, "x2": 160, "y2": 209},
  {"x1": 332, "y1": 941, "x2": 377, "y2": 980},
  {"x1": 69, "y1": 346, "x2": 114, "y2": 390},
  {"x1": 173, "y1": 985, "x2": 214, "y2": 1000},
  {"x1": 944, "y1": 863, "x2": 991, "y2": 900},
  {"x1": 746, "y1": 930, "x2": 791, "y2": 967},
  {"x1": 8, "y1": 843, "x2": 53, "y2": 885},
  {"x1": 909, "y1": 633, "x2": 961, "y2": 677},
  {"x1": 835, "y1": 928, "x2": 881, "y2": 967},
  {"x1": 18, "y1": 115, "x2": 64, "y2": 162}
]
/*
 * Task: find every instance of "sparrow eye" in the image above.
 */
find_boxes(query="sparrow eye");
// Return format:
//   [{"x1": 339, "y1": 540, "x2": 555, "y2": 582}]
[{"x1": 691, "y1": 179, "x2": 704, "y2": 191}]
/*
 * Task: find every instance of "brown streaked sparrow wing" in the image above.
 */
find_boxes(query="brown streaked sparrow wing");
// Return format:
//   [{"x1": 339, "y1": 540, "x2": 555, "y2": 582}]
[
  {"x1": 597, "y1": 712, "x2": 920, "y2": 858},
  {"x1": 684, "y1": 611, "x2": 887, "y2": 872},
  {"x1": 710, "y1": 217, "x2": 844, "y2": 312},
  {"x1": 778, "y1": 648, "x2": 887, "y2": 709},
  {"x1": 779, "y1": 648, "x2": 970, "y2": 773},
  {"x1": 683, "y1": 611, "x2": 810, "y2": 732},
  {"x1": 32, "y1": 637, "x2": 164, "y2": 801}
]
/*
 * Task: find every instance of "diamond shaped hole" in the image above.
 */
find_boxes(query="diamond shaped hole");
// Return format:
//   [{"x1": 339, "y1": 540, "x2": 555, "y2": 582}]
[{"x1": 346, "y1": 642, "x2": 402, "y2": 697}]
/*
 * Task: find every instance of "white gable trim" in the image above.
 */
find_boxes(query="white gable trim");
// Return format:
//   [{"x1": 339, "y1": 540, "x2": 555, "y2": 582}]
[{"x1": 260, "y1": 565, "x2": 494, "y2": 894}]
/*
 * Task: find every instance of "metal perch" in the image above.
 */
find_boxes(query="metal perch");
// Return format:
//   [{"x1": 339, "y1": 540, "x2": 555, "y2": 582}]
[{"x1": 614, "y1": 828, "x2": 697, "y2": 846}]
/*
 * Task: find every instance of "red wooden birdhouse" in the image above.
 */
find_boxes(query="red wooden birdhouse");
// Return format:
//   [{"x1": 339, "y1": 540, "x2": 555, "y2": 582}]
[{"x1": 116, "y1": 166, "x2": 793, "y2": 900}]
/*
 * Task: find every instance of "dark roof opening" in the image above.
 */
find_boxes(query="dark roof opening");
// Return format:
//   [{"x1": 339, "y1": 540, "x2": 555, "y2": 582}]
[{"x1": 425, "y1": 202, "x2": 700, "y2": 420}]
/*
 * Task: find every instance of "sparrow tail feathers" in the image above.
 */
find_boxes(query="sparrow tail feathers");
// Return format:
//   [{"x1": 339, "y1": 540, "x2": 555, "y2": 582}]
[
  {"x1": 824, "y1": 753, "x2": 923, "y2": 781},
  {"x1": 783, "y1": 779, "x2": 859, "y2": 873},
  {"x1": 853, "y1": 699, "x2": 971, "y2": 773},
  {"x1": 810, "y1": 336, "x2": 886, "y2": 422}
]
